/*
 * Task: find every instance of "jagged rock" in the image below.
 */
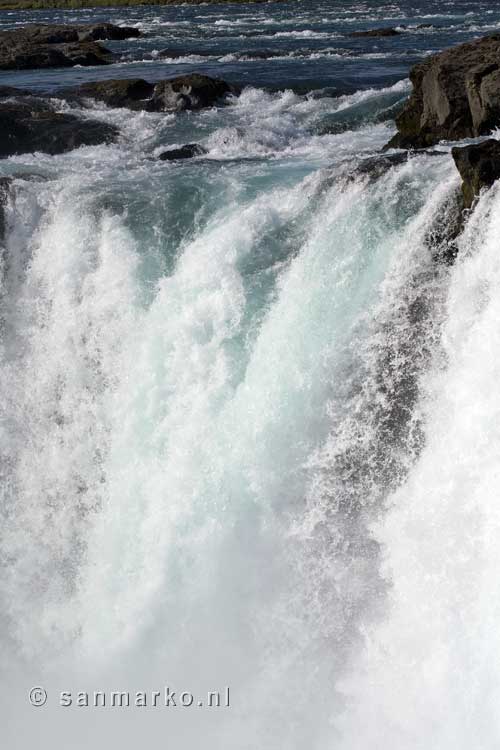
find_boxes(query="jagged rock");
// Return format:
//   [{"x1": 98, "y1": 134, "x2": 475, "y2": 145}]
[
  {"x1": 0, "y1": 23, "x2": 139, "y2": 71},
  {"x1": 62, "y1": 74, "x2": 237, "y2": 112},
  {"x1": 159, "y1": 143, "x2": 207, "y2": 160},
  {"x1": 387, "y1": 34, "x2": 500, "y2": 149},
  {"x1": 452, "y1": 139, "x2": 500, "y2": 208},
  {"x1": 349, "y1": 27, "x2": 400, "y2": 38},
  {"x1": 149, "y1": 74, "x2": 237, "y2": 112},
  {"x1": 0, "y1": 99, "x2": 118, "y2": 158}
]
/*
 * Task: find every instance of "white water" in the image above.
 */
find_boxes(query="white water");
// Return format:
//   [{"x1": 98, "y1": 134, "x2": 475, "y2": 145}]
[
  {"x1": 0, "y1": 83, "x2": 496, "y2": 749},
  {"x1": 336, "y1": 182, "x2": 500, "y2": 750}
]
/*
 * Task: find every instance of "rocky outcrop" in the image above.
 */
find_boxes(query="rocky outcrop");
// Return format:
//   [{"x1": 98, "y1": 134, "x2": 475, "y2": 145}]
[
  {"x1": 63, "y1": 78, "x2": 155, "y2": 109},
  {"x1": 150, "y1": 74, "x2": 236, "y2": 111},
  {"x1": 0, "y1": 98, "x2": 118, "y2": 158},
  {"x1": 75, "y1": 23, "x2": 140, "y2": 42},
  {"x1": 452, "y1": 139, "x2": 500, "y2": 208},
  {"x1": 0, "y1": 23, "x2": 139, "y2": 70},
  {"x1": 387, "y1": 34, "x2": 500, "y2": 149},
  {"x1": 159, "y1": 143, "x2": 207, "y2": 160},
  {"x1": 0, "y1": 85, "x2": 29, "y2": 98},
  {"x1": 349, "y1": 27, "x2": 400, "y2": 38},
  {"x1": 62, "y1": 74, "x2": 237, "y2": 112}
]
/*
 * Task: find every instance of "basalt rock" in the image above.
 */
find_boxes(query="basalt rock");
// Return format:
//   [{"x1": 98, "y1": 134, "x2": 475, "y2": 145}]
[
  {"x1": 0, "y1": 23, "x2": 139, "y2": 71},
  {"x1": 159, "y1": 143, "x2": 207, "y2": 160},
  {"x1": 0, "y1": 99, "x2": 119, "y2": 158},
  {"x1": 452, "y1": 139, "x2": 500, "y2": 208},
  {"x1": 349, "y1": 27, "x2": 400, "y2": 38},
  {"x1": 387, "y1": 34, "x2": 500, "y2": 149},
  {"x1": 149, "y1": 74, "x2": 237, "y2": 112},
  {"x1": 62, "y1": 74, "x2": 237, "y2": 112},
  {"x1": 63, "y1": 78, "x2": 155, "y2": 109}
]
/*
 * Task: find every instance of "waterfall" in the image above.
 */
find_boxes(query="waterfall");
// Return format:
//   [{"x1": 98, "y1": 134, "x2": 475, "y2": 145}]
[{"x1": 1, "y1": 90, "x2": 480, "y2": 744}]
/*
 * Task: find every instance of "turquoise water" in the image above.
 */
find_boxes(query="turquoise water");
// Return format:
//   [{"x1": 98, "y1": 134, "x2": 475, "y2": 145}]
[{"x1": 1, "y1": 2, "x2": 500, "y2": 748}]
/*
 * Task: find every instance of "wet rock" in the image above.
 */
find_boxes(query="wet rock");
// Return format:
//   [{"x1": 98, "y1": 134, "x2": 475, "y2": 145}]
[
  {"x1": 0, "y1": 100, "x2": 119, "y2": 158},
  {"x1": 0, "y1": 39, "x2": 112, "y2": 70},
  {"x1": 386, "y1": 34, "x2": 500, "y2": 149},
  {"x1": 0, "y1": 23, "x2": 139, "y2": 71},
  {"x1": 159, "y1": 143, "x2": 207, "y2": 161},
  {"x1": 452, "y1": 138, "x2": 500, "y2": 208},
  {"x1": 63, "y1": 78, "x2": 154, "y2": 109},
  {"x1": 63, "y1": 73, "x2": 237, "y2": 112},
  {"x1": 0, "y1": 177, "x2": 11, "y2": 245},
  {"x1": 356, "y1": 152, "x2": 410, "y2": 179},
  {"x1": 349, "y1": 27, "x2": 400, "y2": 38},
  {"x1": 0, "y1": 85, "x2": 29, "y2": 98},
  {"x1": 149, "y1": 74, "x2": 238, "y2": 112},
  {"x1": 76, "y1": 23, "x2": 140, "y2": 42}
]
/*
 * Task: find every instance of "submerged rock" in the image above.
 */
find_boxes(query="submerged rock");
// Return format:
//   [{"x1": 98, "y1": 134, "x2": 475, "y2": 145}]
[
  {"x1": 0, "y1": 99, "x2": 118, "y2": 158},
  {"x1": 387, "y1": 34, "x2": 500, "y2": 149},
  {"x1": 349, "y1": 27, "x2": 400, "y2": 38},
  {"x1": 0, "y1": 23, "x2": 139, "y2": 71},
  {"x1": 355, "y1": 152, "x2": 410, "y2": 179},
  {"x1": 63, "y1": 73, "x2": 237, "y2": 112},
  {"x1": 159, "y1": 144, "x2": 207, "y2": 161},
  {"x1": 452, "y1": 139, "x2": 500, "y2": 208}
]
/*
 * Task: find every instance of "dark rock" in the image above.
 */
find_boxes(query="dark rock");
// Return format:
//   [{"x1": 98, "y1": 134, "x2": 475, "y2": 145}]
[
  {"x1": 0, "y1": 86, "x2": 29, "y2": 98},
  {"x1": 149, "y1": 74, "x2": 237, "y2": 112},
  {"x1": 0, "y1": 39, "x2": 112, "y2": 70},
  {"x1": 387, "y1": 34, "x2": 500, "y2": 149},
  {"x1": 0, "y1": 22, "x2": 139, "y2": 71},
  {"x1": 63, "y1": 73, "x2": 237, "y2": 113},
  {"x1": 356, "y1": 152, "x2": 410, "y2": 179},
  {"x1": 0, "y1": 100, "x2": 118, "y2": 158},
  {"x1": 76, "y1": 23, "x2": 140, "y2": 42},
  {"x1": 349, "y1": 27, "x2": 401, "y2": 38},
  {"x1": 159, "y1": 143, "x2": 207, "y2": 161},
  {"x1": 452, "y1": 138, "x2": 500, "y2": 208},
  {"x1": 62, "y1": 78, "x2": 154, "y2": 108},
  {"x1": 0, "y1": 177, "x2": 11, "y2": 245}
]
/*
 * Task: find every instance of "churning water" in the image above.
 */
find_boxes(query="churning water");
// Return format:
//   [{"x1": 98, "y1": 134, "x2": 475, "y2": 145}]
[{"x1": 1, "y1": 1, "x2": 499, "y2": 748}]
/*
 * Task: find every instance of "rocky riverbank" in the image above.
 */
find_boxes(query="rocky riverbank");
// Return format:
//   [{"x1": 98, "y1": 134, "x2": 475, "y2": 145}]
[
  {"x1": 0, "y1": 72, "x2": 237, "y2": 158},
  {"x1": 387, "y1": 33, "x2": 500, "y2": 213},
  {"x1": 3, "y1": 23, "x2": 500, "y2": 248}
]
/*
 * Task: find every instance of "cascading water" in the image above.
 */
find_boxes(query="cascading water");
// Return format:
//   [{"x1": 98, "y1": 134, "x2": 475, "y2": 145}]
[
  {"x1": 2, "y1": 1, "x2": 500, "y2": 747},
  {"x1": 335, "y1": 182, "x2": 500, "y2": 750}
]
